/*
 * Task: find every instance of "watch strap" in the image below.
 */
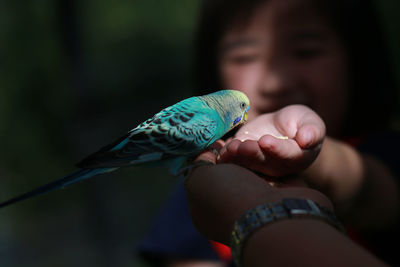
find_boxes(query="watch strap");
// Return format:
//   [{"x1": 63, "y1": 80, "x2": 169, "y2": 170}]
[{"x1": 230, "y1": 198, "x2": 346, "y2": 266}]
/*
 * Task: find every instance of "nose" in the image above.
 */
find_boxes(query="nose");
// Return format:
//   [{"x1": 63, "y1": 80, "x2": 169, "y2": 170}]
[{"x1": 259, "y1": 58, "x2": 294, "y2": 97}]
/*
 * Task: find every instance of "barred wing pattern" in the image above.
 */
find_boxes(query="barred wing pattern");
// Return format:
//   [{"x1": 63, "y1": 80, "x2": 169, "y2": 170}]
[{"x1": 77, "y1": 97, "x2": 219, "y2": 169}]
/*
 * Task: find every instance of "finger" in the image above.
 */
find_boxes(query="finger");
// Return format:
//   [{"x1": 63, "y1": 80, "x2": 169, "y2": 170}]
[
  {"x1": 295, "y1": 124, "x2": 323, "y2": 149},
  {"x1": 195, "y1": 150, "x2": 218, "y2": 164},
  {"x1": 226, "y1": 139, "x2": 242, "y2": 154},
  {"x1": 225, "y1": 137, "x2": 233, "y2": 143},
  {"x1": 235, "y1": 131, "x2": 259, "y2": 141},
  {"x1": 218, "y1": 139, "x2": 242, "y2": 161},
  {"x1": 195, "y1": 140, "x2": 226, "y2": 164},
  {"x1": 258, "y1": 134, "x2": 302, "y2": 160},
  {"x1": 219, "y1": 139, "x2": 264, "y2": 164},
  {"x1": 218, "y1": 139, "x2": 241, "y2": 163},
  {"x1": 210, "y1": 139, "x2": 226, "y2": 153},
  {"x1": 295, "y1": 110, "x2": 325, "y2": 149},
  {"x1": 229, "y1": 140, "x2": 267, "y2": 170},
  {"x1": 236, "y1": 140, "x2": 265, "y2": 160},
  {"x1": 221, "y1": 139, "x2": 263, "y2": 162}
]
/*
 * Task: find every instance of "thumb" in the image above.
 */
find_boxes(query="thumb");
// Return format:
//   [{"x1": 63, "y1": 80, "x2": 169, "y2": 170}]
[{"x1": 295, "y1": 118, "x2": 325, "y2": 149}]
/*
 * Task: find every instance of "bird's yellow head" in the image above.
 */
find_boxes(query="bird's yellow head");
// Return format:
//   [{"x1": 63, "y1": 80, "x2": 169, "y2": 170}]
[
  {"x1": 201, "y1": 90, "x2": 250, "y2": 131},
  {"x1": 228, "y1": 90, "x2": 250, "y2": 128}
]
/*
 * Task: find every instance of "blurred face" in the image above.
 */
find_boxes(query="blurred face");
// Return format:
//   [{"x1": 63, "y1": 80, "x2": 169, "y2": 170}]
[{"x1": 219, "y1": 0, "x2": 349, "y2": 135}]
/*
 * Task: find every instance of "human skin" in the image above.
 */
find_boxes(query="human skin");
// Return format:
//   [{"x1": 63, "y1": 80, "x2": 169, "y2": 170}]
[
  {"x1": 185, "y1": 147, "x2": 386, "y2": 267},
  {"x1": 216, "y1": 108, "x2": 399, "y2": 230},
  {"x1": 170, "y1": 0, "x2": 398, "y2": 266},
  {"x1": 185, "y1": 140, "x2": 333, "y2": 244},
  {"x1": 173, "y1": 0, "x2": 398, "y2": 266},
  {"x1": 218, "y1": 0, "x2": 349, "y2": 136},
  {"x1": 218, "y1": 105, "x2": 325, "y2": 177},
  {"x1": 216, "y1": 0, "x2": 399, "y2": 230}
]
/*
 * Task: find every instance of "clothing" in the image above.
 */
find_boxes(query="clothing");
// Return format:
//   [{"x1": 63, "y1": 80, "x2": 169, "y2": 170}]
[
  {"x1": 137, "y1": 131, "x2": 400, "y2": 266},
  {"x1": 356, "y1": 131, "x2": 400, "y2": 266},
  {"x1": 137, "y1": 179, "x2": 234, "y2": 266}
]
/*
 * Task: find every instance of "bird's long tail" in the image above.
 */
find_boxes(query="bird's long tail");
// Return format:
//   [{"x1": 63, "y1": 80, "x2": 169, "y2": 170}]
[{"x1": 0, "y1": 167, "x2": 116, "y2": 209}]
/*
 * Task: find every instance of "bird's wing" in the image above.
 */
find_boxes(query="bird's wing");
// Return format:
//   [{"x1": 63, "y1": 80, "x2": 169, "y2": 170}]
[{"x1": 76, "y1": 100, "x2": 220, "y2": 168}]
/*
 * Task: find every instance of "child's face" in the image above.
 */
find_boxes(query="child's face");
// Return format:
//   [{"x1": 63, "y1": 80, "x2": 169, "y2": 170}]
[{"x1": 218, "y1": 0, "x2": 349, "y2": 135}]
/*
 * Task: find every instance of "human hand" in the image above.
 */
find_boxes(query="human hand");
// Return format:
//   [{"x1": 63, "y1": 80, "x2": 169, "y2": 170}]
[
  {"x1": 218, "y1": 105, "x2": 325, "y2": 177},
  {"x1": 185, "y1": 145, "x2": 333, "y2": 245}
]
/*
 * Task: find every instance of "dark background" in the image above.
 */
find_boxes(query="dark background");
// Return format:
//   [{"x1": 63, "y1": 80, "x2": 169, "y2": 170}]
[{"x1": 0, "y1": 1, "x2": 399, "y2": 266}]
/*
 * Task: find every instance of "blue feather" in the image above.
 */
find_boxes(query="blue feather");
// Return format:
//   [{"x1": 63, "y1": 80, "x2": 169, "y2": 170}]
[{"x1": 0, "y1": 90, "x2": 250, "y2": 208}]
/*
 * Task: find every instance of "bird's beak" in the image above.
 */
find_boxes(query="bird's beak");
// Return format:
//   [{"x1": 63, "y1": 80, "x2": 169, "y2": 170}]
[
  {"x1": 233, "y1": 106, "x2": 250, "y2": 128},
  {"x1": 243, "y1": 106, "x2": 249, "y2": 122},
  {"x1": 243, "y1": 111, "x2": 248, "y2": 122}
]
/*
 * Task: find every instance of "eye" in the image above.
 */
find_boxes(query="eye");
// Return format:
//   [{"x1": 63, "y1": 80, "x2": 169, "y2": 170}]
[
  {"x1": 292, "y1": 46, "x2": 323, "y2": 60},
  {"x1": 240, "y1": 102, "x2": 246, "y2": 109},
  {"x1": 229, "y1": 54, "x2": 259, "y2": 65}
]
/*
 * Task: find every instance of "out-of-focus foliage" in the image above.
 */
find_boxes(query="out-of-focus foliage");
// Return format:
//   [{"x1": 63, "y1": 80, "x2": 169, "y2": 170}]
[{"x1": 0, "y1": 1, "x2": 198, "y2": 266}]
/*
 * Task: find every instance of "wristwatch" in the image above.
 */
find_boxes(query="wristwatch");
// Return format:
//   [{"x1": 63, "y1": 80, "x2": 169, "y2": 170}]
[{"x1": 230, "y1": 198, "x2": 346, "y2": 266}]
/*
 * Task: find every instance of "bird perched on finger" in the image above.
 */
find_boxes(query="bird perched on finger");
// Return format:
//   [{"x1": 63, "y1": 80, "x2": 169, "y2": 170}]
[{"x1": 0, "y1": 90, "x2": 250, "y2": 208}]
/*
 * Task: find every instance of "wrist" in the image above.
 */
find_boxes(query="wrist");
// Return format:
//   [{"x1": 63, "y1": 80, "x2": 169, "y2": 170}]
[
  {"x1": 186, "y1": 164, "x2": 334, "y2": 244},
  {"x1": 303, "y1": 137, "x2": 364, "y2": 205},
  {"x1": 242, "y1": 217, "x2": 385, "y2": 267},
  {"x1": 230, "y1": 198, "x2": 345, "y2": 266}
]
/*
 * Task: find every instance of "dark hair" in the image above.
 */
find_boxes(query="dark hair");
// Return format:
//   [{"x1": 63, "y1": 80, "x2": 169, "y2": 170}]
[{"x1": 194, "y1": 0, "x2": 398, "y2": 136}]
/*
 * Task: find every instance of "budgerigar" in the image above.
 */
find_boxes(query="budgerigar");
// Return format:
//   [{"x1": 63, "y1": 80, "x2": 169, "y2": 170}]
[{"x1": 0, "y1": 90, "x2": 250, "y2": 208}]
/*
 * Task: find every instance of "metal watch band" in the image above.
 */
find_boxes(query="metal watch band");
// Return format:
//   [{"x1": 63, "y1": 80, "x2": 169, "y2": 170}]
[{"x1": 230, "y1": 198, "x2": 346, "y2": 266}]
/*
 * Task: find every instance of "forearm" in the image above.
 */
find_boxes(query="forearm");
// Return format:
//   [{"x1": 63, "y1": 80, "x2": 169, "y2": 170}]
[
  {"x1": 345, "y1": 154, "x2": 399, "y2": 230},
  {"x1": 305, "y1": 137, "x2": 399, "y2": 230},
  {"x1": 186, "y1": 163, "x2": 273, "y2": 243},
  {"x1": 186, "y1": 163, "x2": 334, "y2": 244},
  {"x1": 185, "y1": 162, "x2": 388, "y2": 266},
  {"x1": 243, "y1": 218, "x2": 386, "y2": 267}
]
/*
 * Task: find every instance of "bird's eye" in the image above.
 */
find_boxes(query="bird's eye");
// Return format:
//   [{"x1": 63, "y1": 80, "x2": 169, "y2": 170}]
[{"x1": 240, "y1": 102, "x2": 246, "y2": 109}]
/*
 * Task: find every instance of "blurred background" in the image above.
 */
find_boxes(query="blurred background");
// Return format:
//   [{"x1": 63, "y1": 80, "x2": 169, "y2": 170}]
[{"x1": 0, "y1": 1, "x2": 399, "y2": 266}]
